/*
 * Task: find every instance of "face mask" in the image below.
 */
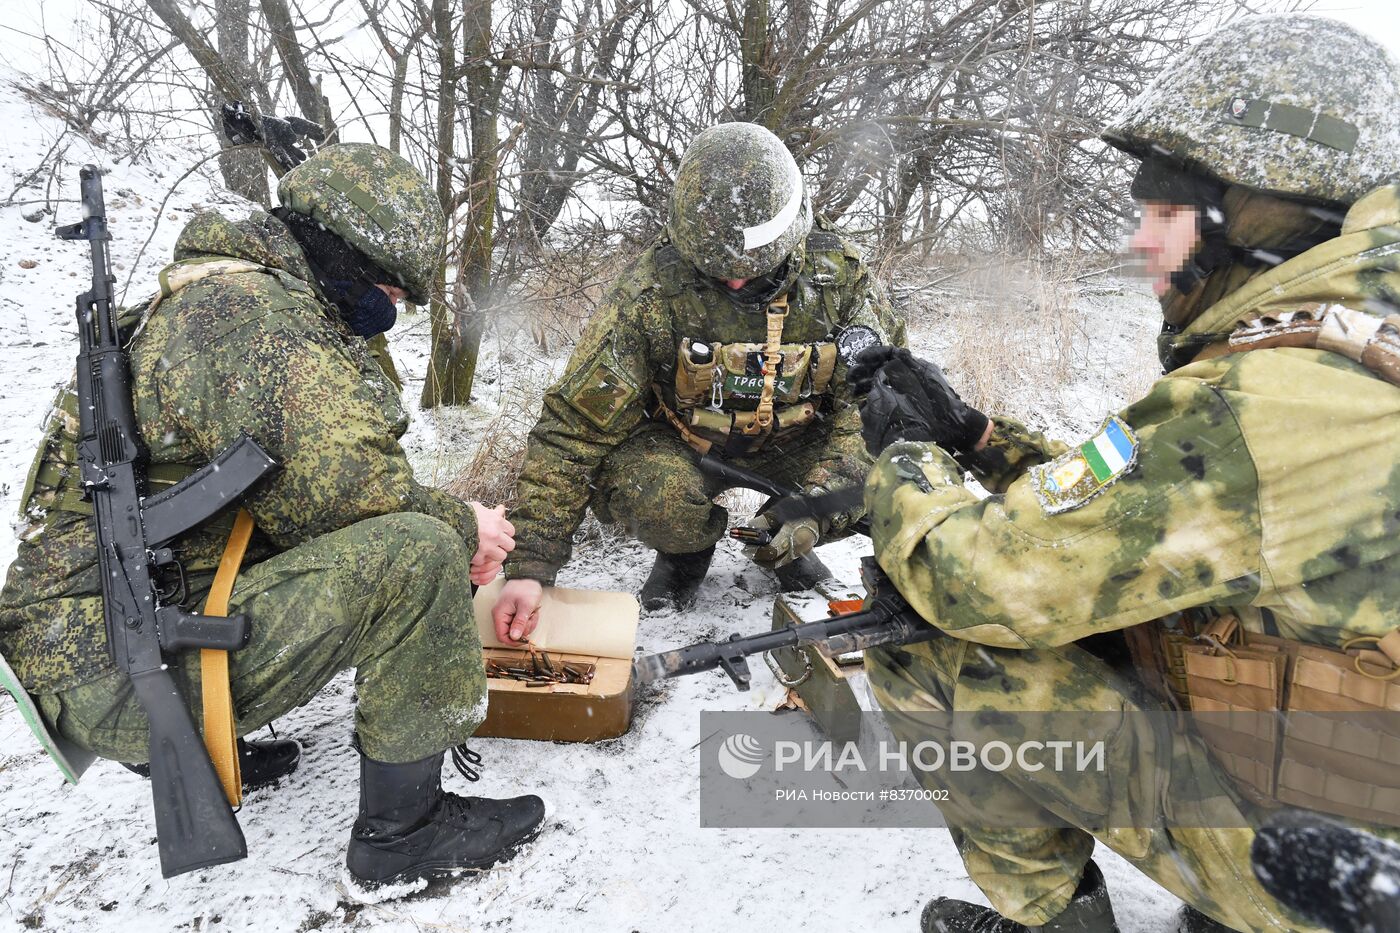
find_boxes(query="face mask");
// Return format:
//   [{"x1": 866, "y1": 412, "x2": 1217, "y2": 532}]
[
  {"x1": 717, "y1": 258, "x2": 791, "y2": 306},
  {"x1": 330, "y1": 280, "x2": 398, "y2": 337}
]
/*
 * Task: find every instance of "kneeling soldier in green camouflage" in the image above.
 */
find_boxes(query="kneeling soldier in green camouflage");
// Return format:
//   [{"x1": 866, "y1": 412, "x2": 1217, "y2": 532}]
[
  {"x1": 0, "y1": 144, "x2": 545, "y2": 890},
  {"x1": 493, "y1": 122, "x2": 905, "y2": 634},
  {"x1": 854, "y1": 15, "x2": 1400, "y2": 933}
]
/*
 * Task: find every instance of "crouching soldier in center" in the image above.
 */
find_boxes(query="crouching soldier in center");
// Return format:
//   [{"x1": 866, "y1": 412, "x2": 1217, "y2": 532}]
[
  {"x1": 492, "y1": 122, "x2": 906, "y2": 639},
  {"x1": 0, "y1": 144, "x2": 545, "y2": 891}
]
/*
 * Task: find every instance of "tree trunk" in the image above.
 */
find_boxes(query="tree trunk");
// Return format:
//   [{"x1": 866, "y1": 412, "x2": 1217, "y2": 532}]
[
  {"x1": 146, "y1": 0, "x2": 284, "y2": 179},
  {"x1": 429, "y1": 0, "x2": 495, "y2": 407},
  {"x1": 215, "y1": 0, "x2": 269, "y2": 204},
  {"x1": 258, "y1": 0, "x2": 336, "y2": 138},
  {"x1": 740, "y1": 0, "x2": 776, "y2": 126},
  {"x1": 422, "y1": 0, "x2": 481, "y2": 408},
  {"x1": 147, "y1": 0, "x2": 250, "y2": 103}
]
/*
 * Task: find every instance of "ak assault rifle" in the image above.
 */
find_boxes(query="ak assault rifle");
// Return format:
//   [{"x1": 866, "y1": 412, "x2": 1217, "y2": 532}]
[
  {"x1": 59, "y1": 166, "x2": 278, "y2": 877},
  {"x1": 632, "y1": 454, "x2": 936, "y2": 690}
]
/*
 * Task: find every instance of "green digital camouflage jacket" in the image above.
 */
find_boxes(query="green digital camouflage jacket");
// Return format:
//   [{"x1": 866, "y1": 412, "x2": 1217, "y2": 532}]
[
  {"x1": 866, "y1": 184, "x2": 1400, "y2": 652},
  {"x1": 507, "y1": 219, "x2": 906, "y2": 583},
  {"x1": 0, "y1": 210, "x2": 477, "y2": 694}
]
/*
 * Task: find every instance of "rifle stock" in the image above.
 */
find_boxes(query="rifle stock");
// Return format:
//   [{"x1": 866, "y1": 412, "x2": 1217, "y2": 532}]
[{"x1": 696, "y1": 452, "x2": 871, "y2": 536}]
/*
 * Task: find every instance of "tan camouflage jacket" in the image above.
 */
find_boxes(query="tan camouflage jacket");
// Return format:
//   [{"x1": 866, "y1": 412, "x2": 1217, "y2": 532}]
[
  {"x1": 507, "y1": 219, "x2": 905, "y2": 583},
  {"x1": 867, "y1": 185, "x2": 1400, "y2": 652},
  {"x1": 0, "y1": 210, "x2": 477, "y2": 693}
]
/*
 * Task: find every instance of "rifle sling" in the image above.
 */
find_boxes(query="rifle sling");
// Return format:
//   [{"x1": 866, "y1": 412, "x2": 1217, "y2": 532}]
[
  {"x1": 200, "y1": 508, "x2": 255, "y2": 806},
  {"x1": 650, "y1": 387, "x2": 713, "y2": 455},
  {"x1": 738, "y1": 294, "x2": 789, "y2": 435}
]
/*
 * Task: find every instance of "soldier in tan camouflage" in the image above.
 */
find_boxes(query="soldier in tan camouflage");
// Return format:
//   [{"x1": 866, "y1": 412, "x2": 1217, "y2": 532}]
[
  {"x1": 493, "y1": 122, "x2": 906, "y2": 635},
  {"x1": 0, "y1": 144, "x2": 545, "y2": 892},
  {"x1": 852, "y1": 14, "x2": 1400, "y2": 933}
]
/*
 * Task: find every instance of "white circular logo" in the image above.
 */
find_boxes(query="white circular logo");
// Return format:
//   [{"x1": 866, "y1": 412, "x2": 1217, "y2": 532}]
[
  {"x1": 835, "y1": 325, "x2": 880, "y2": 364},
  {"x1": 717, "y1": 733, "x2": 766, "y2": 779}
]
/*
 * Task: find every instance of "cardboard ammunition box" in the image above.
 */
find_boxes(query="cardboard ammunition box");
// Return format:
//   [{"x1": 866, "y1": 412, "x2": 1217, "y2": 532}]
[
  {"x1": 471, "y1": 580, "x2": 640, "y2": 743},
  {"x1": 474, "y1": 647, "x2": 635, "y2": 743},
  {"x1": 770, "y1": 579, "x2": 869, "y2": 744}
]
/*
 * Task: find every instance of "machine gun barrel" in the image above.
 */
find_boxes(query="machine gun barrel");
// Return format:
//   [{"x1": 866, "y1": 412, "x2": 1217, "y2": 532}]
[{"x1": 641, "y1": 454, "x2": 910, "y2": 692}]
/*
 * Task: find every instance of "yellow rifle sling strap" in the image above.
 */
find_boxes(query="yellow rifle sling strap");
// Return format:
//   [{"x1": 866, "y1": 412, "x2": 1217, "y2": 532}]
[
  {"x1": 200, "y1": 508, "x2": 256, "y2": 806},
  {"x1": 739, "y1": 294, "x2": 789, "y2": 436}
]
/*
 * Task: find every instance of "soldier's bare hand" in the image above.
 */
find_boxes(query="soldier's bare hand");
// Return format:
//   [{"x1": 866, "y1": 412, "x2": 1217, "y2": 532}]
[
  {"x1": 494, "y1": 578, "x2": 544, "y2": 645},
  {"x1": 470, "y1": 503, "x2": 516, "y2": 582},
  {"x1": 470, "y1": 551, "x2": 504, "y2": 586}
]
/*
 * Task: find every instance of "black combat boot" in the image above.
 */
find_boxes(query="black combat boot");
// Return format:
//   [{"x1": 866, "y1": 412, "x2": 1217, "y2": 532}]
[
  {"x1": 921, "y1": 861, "x2": 1119, "y2": 933},
  {"x1": 639, "y1": 544, "x2": 716, "y2": 612},
  {"x1": 345, "y1": 746, "x2": 546, "y2": 891},
  {"x1": 773, "y1": 552, "x2": 834, "y2": 592},
  {"x1": 122, "y1": 736, "x2": 301, "y2": 790}
]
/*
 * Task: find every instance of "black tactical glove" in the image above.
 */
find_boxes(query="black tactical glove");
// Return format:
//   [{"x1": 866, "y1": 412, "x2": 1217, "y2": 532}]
[
  {"x1": 857, "y1": 348, "x2": 990, "y2": 458},
  {"x1": 220, "y1": 101, "x2": 325, "y2": 170},
  {"x1": 847, "y1": 344, "x2": 899, "y2": 396}
]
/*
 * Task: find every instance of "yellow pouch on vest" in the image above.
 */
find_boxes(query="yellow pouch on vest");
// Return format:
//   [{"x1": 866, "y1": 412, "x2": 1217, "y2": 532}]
[
  {"x1": 688, "y1": 406, "x2": 732, "y2": 437},
  {"x1": 1275, "y1": 638, "x2": 1400, "y2": 826},
  {"x1": 1177, "y1": 613, "x2": 1400, "y2": 825},
  {"x1": 773, "y1": 402, "x2": 817, "y2": 433},
  {"x1": 716, "y1": 343, "x2": 814, "y2": 403}
]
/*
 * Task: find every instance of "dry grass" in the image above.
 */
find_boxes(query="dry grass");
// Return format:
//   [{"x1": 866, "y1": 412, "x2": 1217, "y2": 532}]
[
  {"x1": 893, "y1": 252, "x2": 1158, "y2": 436},
  {"x1": 943, "y1": 255, "x2": 1081, "y2": 415},
  {"x1": 442, "y1": 378, "x2": 546, "y2": 510},
  {"x1": 443, "y1": 242, "x2": 626, "y2": 507},
  {"x1": 511, "y1": 245, "x2": 631, "y2": 355}
]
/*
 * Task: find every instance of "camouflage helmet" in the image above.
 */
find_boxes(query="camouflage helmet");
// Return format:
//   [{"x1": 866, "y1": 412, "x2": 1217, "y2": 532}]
[
  {"x1": 1102, "y1": 15, "x2": 1400, "y2": 205},
  {"x1": 277, "y1": 143, "x2": 444, "y2": 305},
  {"x1": 667, "y1": 123, "x2": 812, "y2": 281}
]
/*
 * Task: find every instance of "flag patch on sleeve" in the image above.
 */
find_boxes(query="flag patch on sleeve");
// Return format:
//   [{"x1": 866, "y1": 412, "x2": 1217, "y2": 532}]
[{"x1": 1029, "y1": 416, "x2": 1138, "y2": 515}]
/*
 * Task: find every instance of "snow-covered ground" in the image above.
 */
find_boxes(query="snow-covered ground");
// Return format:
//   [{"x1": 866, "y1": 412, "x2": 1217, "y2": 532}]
[{"x1": 0, "y1": 69, "x2": 1179, "y2": 932}]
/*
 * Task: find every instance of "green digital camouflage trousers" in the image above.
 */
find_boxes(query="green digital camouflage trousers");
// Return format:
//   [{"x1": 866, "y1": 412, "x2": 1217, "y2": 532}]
[
  {"x1": 589, "y1": 422, "x2": 868, "y2": 555},
  {"x1": 866, "y1": 637, "x2": 1324, "y2": 933},
  {"x1": 35, "y1": 512, "x2": 487, "y2": 765}
]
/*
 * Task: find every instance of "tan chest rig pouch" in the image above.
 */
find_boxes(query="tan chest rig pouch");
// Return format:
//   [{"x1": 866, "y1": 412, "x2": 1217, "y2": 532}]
[
  {"x1": 1120, "y1": 302, "x2": 1400, "y2": 826},
  {"x1": 1127, "y1": 606, "x2": 1400, "y2": 829},
  {"x1": 658, "y1": 294, "x2": 839, "y2": 456}
]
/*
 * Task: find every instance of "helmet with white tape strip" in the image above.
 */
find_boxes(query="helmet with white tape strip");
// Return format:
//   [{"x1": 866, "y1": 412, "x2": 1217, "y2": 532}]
[{"x1": 667, "y1": 123, "x2": 813, "y2": 281}]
